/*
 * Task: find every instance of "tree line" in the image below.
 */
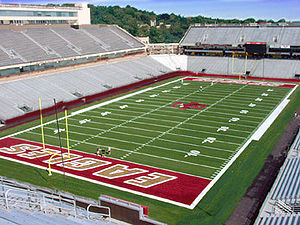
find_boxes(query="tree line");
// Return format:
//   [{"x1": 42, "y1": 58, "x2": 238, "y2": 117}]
[{"x1": 48, "y1": 3, "x2": 287, "y2": 43}]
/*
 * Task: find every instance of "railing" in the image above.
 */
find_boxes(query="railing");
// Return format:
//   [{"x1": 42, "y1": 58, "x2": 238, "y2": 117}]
[
  {"x1": 0, "y1": 3, "x2": 81, "y2": 10},
  {"x1": 87, "y1": 204, "x2": 110, "y2": 220},
  {"x1": 0, "y1": 176, "x2": 111, "y2": 222},
  {"x1": 275, "y1": 200, "x2": 294, "y2": 214},
  {"x1": 4, "y1": 188, "x2": 79, "y2": 217}
]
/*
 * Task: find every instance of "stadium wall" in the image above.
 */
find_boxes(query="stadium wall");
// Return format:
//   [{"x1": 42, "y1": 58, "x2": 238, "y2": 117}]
[{"x1": 1, "y1": 71, "x2": 299, "y2": 130}]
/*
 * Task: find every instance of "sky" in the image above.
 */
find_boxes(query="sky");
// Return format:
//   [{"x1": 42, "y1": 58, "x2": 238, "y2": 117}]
[{"x1": 0, "y1": 0, "x2": 299, "y2": 21}]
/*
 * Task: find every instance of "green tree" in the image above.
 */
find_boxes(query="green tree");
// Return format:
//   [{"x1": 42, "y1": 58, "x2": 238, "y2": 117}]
[{"x1": 88, "y1": 4, "x2": 274, "y2": 43}]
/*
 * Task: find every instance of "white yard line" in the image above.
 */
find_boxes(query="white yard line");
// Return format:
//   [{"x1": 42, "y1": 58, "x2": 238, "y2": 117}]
[
  {"x1": 1, "y1": 77, "x2": 183, "y2": 140},
  {"x1": 125, "y1": 95, "x2": 277, "y2": 107},
  {"x1": 69, "y1": 103, "x2": 257, "y2": 133},
  {"x1": 189, "y1": 84, "x2": 298, "y2": 210},
  {"x1": 70, "y1": 85, "x2": 208, "y2": 149},
  {"x1": 148, "y1": 142, "x2": 235, "y2": 153},
  {"x1": 69, "y1": 115, "x2": 245, "y2": 142},
  {"x1": 158, "y1": 136, "x2": 239, "y2": 147},
  {"x1": 176, "y1": 126, "x2": 250, "y2": 135},
  {"x1": 55, "y1": 121, "x2": 236, "y2": 154},
  {"x1": 169, "y1": 129, "x2": 246, "y2": 140},
  {"x1": 205, "y1": 111, "x2": 263, "y2": 120},
  {"x1": 121, "y1": 85, "x2": 249, "y2": 160},
  {"x1": 119, "y1": 99, "x2": 274, "y2": 114},
  {"x1": 28, "y1": 130, "x2": 219, "y2": 170},
  {"x1": 44, "y1": 127, "x2": 227, "y2": 161},
  {"x1": 185, "y1": 121, "x2": 256, "y2": 128}
]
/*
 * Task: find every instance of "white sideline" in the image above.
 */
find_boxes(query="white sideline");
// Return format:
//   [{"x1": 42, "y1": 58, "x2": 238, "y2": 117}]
[
  {"x1": 71, "y1": 78, "x2": 182, "y2": 116},
  {"x1": 189, "y1": 84, "x2": 298, "y2": 209}
]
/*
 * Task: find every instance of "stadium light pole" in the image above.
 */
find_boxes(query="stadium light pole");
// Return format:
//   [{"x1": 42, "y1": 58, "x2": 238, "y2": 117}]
[{"x1": 54, "y1": 98, "x2": 67, "y2": 191}]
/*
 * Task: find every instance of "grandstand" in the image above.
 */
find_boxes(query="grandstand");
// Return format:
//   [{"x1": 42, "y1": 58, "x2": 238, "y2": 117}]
[
  {"x1": 179, "y1": 24, "x2": 300, "y2": 79},
  {"x1": 255, "y1": 131, "x2": 300, "y2": 224},
  {"x1": 186, "y1": 56, "x2": 300, "y2": 78},
  {"x1": 0, "y1": 55, "x2": 170, "y2": 125},
  {"x1": 0, "y1": 24, "x2": 145, "y2": 76},
  {"x1": 180, "y1": 25, "x2": 300, "y2": 57}
]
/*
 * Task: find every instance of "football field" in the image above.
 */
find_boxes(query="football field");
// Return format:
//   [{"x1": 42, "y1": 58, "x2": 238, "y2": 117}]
[{"x1": 0, "y1": 76, "x2": 297, "y2": 209}]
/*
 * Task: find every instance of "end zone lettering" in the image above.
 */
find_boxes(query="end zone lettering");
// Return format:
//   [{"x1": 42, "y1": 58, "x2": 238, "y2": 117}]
[
  {"x1": 0, "y1": 137, "x2": 211, "y2": 207},
  {"x1": 0, "y1": 141, "x2": 175, "y2": 188}
]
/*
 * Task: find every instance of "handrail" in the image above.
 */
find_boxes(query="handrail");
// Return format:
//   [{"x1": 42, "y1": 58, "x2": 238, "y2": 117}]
[{"x1": 87, "y1": 204, "x2": 110, "y2": 220}]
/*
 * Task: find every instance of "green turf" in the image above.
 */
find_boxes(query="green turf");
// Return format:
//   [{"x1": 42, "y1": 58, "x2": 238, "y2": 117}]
[{"x1": 0, "y1": 77, "x2": 298, "y2": 225}]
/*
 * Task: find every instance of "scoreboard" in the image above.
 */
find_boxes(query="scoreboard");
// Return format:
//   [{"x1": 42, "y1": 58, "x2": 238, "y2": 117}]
[{"x1": 244, "y1": 42, "x2": 267, "y2": 54}]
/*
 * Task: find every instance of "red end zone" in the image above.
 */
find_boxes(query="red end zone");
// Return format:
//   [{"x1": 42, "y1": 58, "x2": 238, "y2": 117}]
[
  {"x1": 0, "y1": 137, "x2": 211, "y2": 207},
  {"x1": 184, "y1": 77, "x2": 297, "y2": 88}
]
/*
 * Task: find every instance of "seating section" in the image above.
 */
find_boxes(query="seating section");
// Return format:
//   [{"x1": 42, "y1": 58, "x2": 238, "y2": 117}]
[
  {"x1": 257, "y1": 215, "x2": 300, "y2": 225},
  {"x1": 290, "y1": 129, "x2": 300, "y2": 153},
  {"x1": 0, "y1": 25, "x2": 144, "y2": 67},
  {"x1": 271, "y1": 157, "x2": 300, "y2": 201},
  {"x1": 0, "y1": 209, "x2": 116, "y2": 225},
  {"x1": 0, "y1": 29, "x2": 56, "y2": 63},
  {"x1": 150, "y1": 54, "x2": 188, "y2": 71},
  {"x1": 187, "y1": 56, "x2": 300, "y2": 78},
  {"x1": 255, "y1": 131, "x2": 300, "y2": 224},
  {"x1": 180, "y1": 26, "x2": 300, "y2": 46},
  {"x1": 23, "y1": 28, "x2": 80, "y2": 58},
  {"x1": 0, "y1": 56, "x2": 171, "y2": 121}
]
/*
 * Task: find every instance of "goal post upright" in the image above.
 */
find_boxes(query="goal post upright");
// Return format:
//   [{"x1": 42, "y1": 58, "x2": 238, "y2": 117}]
[
  {"x1": 232, "y1": 52, "x2": 248, "y2": 80},
  {"x1": 64, "y1": 109, "x2": 70, "y2": 158},
  {"x1": 39, "y1": 98, "x2": 46, "y2": 150},
  {"x1": 38, "y1": 98, "x2": 70, "y2": 177}
]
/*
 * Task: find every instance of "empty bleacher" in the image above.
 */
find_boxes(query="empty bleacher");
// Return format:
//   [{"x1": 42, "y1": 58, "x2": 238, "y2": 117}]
[
  {"x1": 255, "y1": 132, "x2": 300, "y2": 224},
  {"x1": 0, "y1": 29, "x2": 56, "y2": 63},
  {"x1": 23, "y1": 28, "x2": 80, "y2": 58},
  {"x1": 0, "y1": 56, "x2": 170, "y2": 122},
  {"x1": 187, "y1": 56, "x2": 300, "y2": 78},
  {"x1": 150, "y1": 54, "x2": 188, "y2": 71},
  {"x1": 0, "y1": 25, "x2": 145, "y2": 68},
  {"x1": 271, "y1": 157, "x2": 300, "y2": 202},
  {"x1": 257, "y1": 215, "x2": 300, "y2": 225},
  {"x1": 180, "y1": 26, "x2": 300, "y2": 46},
  {"x1": 290, "y1": 129, "x2": 300, "y2": 154}
]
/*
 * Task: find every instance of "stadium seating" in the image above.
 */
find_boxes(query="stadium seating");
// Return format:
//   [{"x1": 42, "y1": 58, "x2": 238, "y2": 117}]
[
  {"x1": 0, "y1": 29, "x2": 56, "y2": 63},
  {"x1": 290, "y1": 129, "x2": 300, "y2": 153},
  {"x1": 150, "y1": 54, "x2": 188, "y2": 71},
  {"x1": 255, "y1": 131, "x2": 300, "y2": 224},
  {"x1": 187, "y1": 56, "x2": 300, "y2": 78},
  {"x1": 257, "y1": 215, "x2": 300, "y2": 225},
  {"x1": 180, "y1": 26, "x2": 300, "y2": 46},
  {"x1": 0, "y1": 209, "x2": 116, "y2": 225},
  {"x1": 0, "y1": 56, "x2": 171, "y2": 122},
  {"x1": 271, "y1": 157, "x2": 300, "y2": 202},
  {"x1": 0, "y1": 25, "x2": 145, "y2": 68},
  {"x1": 23, "y1": 28, "x2": 81, "y2": 58}
]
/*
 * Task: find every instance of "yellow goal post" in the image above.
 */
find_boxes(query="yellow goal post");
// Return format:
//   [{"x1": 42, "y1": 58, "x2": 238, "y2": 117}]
[
  {"x1": 232, "y1": 52, "x2": 248, "y2": 80},
  {"x1": 39, "y1": 98, "x2": 70, "y2": 176}
]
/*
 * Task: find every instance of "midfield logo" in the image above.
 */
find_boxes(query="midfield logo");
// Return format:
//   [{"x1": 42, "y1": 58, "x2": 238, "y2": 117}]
[{"x1": 171, "y1": 102, "x2": 207, "y2": 110}]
